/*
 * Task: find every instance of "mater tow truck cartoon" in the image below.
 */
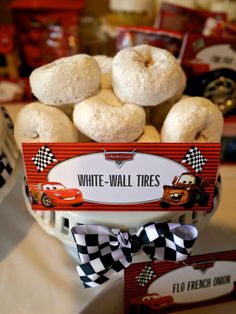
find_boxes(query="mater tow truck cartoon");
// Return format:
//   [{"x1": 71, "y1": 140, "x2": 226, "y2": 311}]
[
  {"x1": 29, "y1": 182, "x2": 83, "y2": 208},
  {"x1": 160, "y1": 172, "x2": 210, "y2": 209}
]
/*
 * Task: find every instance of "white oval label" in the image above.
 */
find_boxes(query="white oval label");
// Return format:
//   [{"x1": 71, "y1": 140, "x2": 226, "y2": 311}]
[
  {"x1": 148, "y1": 261, "x2": 236, "y2": 303},
  {"x1": 48, "y1": 152, "x2": 187, "y2": 204},
  {"x1": 196, "y1": 44, "x2": 236, "y2": 71}
]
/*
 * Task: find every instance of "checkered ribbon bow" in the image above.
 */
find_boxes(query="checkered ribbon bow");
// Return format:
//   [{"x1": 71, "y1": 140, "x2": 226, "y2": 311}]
[{"x1": 72, "y1": 222, "x2": 198, "y2": 288}]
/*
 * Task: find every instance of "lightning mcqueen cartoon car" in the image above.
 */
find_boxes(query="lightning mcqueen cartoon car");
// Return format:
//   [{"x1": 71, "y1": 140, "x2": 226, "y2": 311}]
[
  {"x1": 28, "y1": 182, "x2": 83, "y2": 208},
  {"x1": 129, "y1": 293, "x2": 174, "y2": 313}
]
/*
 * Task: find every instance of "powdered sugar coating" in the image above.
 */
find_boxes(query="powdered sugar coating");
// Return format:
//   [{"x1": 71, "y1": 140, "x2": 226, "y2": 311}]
[
  {"x1": 94, "y1": 55, "x2": 113, "y2": 89},
  {"x1": 161, "y1": 97, "x2": 224, "y2": 142},
  {"x1": 151, "y1": 94, "x2": 188, "y2": 132},
  {"x1": 112, "y1": 45, "x2": 186, "y2": 107},
  {"x1": 30, "y1": 54, "x2": 101, "y2": 105},
  {"x1": 73, "y1": 89, "x2": 145, "y2": 142},
  {"x1": 14, "y1": 102, "x2": 79, "y2": 151}
]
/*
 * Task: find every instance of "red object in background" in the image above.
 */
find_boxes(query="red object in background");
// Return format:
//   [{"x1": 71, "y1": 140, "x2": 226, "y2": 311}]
[
  {"x1": 9, "y1": 0, "x2": 84, "y2": 73},
  {"x1": 156, "y1": 2, "x2": 226, "y2": 34},
  {"x1": 9, "y1": 0, "x2": 85, "y2": 10},
  {"x1": 208, "y1": 20, "x2": 236, "y2": 39},
  {"x1": 0, "y1": 25, "x2": 15, "y2": 54},
  {"x1": 116, "y1": 26, "x2": 183, "y2": 57},
  {"x1": 179, "y1": 33, "x2": 236, "y2": 76},
  {"x1": 180, "y1": 33, "x2": 236, "y2": 116}
]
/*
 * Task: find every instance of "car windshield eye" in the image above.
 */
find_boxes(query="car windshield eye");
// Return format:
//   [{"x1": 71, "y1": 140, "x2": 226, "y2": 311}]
[
  {"x1": 143, "y1": 295, "x2": 160, "y2": 301},
  {"x1": 178, "y1": 174, "x2": 196, "y2": 185},
  {"x1": 54, "y1": 184, "x2": 65, "y2": 190},
  {"x1": 43, "y1": 183, "x2": 66, "y2": 190},
  {"x1": 43, "y1": 184, "x2": 55, "y2": 190},
  {"x1": 143, "y1": 296, "x2": 150, "y2": 301}
]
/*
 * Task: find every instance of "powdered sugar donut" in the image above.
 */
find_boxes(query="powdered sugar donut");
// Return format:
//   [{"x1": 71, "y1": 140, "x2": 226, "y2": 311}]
[
  {"x1": 73, "y1": 89, "x2": 145, "y2": 142},
  {"x1": 161, "y1": 97, "x2": 224, "y2": 142},
  {"x1": 151, "y1": 94, "x2": 188, "y2": 132},
  {"x1": 14, "y1": 102, "x2": 79, "y2": 150},
  {"x1": 30, "y1": 54, "x2": 101, "y2": 105},
  {"x1": 112, "y1": 44, "x2": 186, "y2": 107},
  {"x1": 94, "y1": 55, "x2": 112, "y2": 89},
  {"x1": 137, "y1": 125, "x2": 161, "y2": 142}
]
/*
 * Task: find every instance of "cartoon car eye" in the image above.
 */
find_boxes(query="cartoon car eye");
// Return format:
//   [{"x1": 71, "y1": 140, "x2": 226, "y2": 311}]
[
  {"x1": 143, "y1": 296, "x2": 152, "y2": 301},
  {"x1": 43, "y1": 184, "x2": 54, "y2": 190},
  {"x1": 178, "y1": 174, "x2": 196, "y2": 185},
  {"x1": 43, "y1": 183, "x2": 65, "y2": 190},
  {"x1": 143, "y1": 294, "x2": 160, "y2": 302}
]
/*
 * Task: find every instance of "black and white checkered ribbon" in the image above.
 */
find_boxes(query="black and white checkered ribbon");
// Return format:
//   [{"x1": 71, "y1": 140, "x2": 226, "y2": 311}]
[
  {"x1": 72, "y1": 222, "x2": 198, "y2": 288},
  {"x1": 0, "y1": 106, "x2": 16, "y2": 191},
  {"x1": 1, "y1": 106, "x2": 14, "y2": 130},
  {"x1": 0, "y1": 152, "x2": 13, "y2": 188}
]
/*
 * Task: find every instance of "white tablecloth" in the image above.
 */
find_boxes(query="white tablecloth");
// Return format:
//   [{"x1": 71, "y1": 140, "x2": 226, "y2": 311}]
[
  {"x1": 1, "y1": 104, "x2": 236, "y2": 314},
  {"x1": 1, "y1": 163, "x2": 236, "y2": 314}
]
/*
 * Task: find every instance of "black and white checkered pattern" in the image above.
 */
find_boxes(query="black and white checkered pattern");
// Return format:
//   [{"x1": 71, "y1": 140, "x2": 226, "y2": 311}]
[
  {"x1": 72, "y1": 222, "x2": 198, "y2": 288},
  {"x1": 181, "y1": 146, "x2": 207, "y2": 173},
  {"x1": 0, "y1": 152, "x2": 12, "y2": 188},
  {"x1": 136, "y1": 266, "x2": 156, "y2": 287},
  {"x1": 1, "y1": 106, "x2": 14, "y2": 130},
  {"x1": 32, "y1": 145, "x2": 57, "y2": 172}
]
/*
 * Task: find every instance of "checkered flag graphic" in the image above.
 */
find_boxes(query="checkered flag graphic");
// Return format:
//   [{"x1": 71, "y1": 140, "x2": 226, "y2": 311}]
[
  {"x1": 72, "y1": 222, "x2": 198, "y2": 288},
  {"x1": 0, "y1": 152, "x2": 13, "y2": 188},
  {"x1": 181, "y1": 146, "x2": 207, "y2": 173},
  {"x1": 32, "y1": 145, "x2": 57, "y2": 172},
  {"x1": 136, "y1": 266, "x2": 156, "y2": 287}
]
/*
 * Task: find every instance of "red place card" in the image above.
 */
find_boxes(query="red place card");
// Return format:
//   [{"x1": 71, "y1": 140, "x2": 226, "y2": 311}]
[
  {"x1": 124, "y1": 250, "x2": 236, "y2": 313},
  {"x1": 22, "y1": 142, "x2": 220, "y2": 211}
]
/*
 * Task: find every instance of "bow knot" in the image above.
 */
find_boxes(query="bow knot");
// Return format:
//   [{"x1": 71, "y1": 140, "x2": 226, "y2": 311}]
[
  {"x1": 111, "y1": 230, "x2": 131, "y2": 249},
  {"x1": 72, "y1": 222, "x2": 198, "y2": 288}
]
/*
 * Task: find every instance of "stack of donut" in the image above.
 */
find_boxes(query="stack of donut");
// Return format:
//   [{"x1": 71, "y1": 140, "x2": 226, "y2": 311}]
[{"x1": 14, "y1": 44, "x2": 224, "y2": 149}]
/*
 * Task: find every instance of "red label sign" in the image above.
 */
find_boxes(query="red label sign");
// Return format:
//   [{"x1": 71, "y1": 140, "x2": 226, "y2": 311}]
[
  {"x1": 22, "y1": 142, "x2": 220, "y2": 212},
  {"x1": 124, "y1": 251, "x2": 236, "y2": 313}
]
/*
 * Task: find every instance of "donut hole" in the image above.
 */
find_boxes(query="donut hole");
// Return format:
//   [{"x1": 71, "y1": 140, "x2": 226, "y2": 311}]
[
  {"x1": 144, "y1": 59, "x2": 154, "y2": 68},
  {"x1": 33, "y1": 134, "x2": 39, "y2": 140},
  {"x1": 195, "y1": 130, "x2": 208, "y2": 142},
  {"x1": 195, "y1": 131, "x2": 202, "y2": 141},
  {"x1": 31, "y1": 131, "x2": 39, "y2": 141}
]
